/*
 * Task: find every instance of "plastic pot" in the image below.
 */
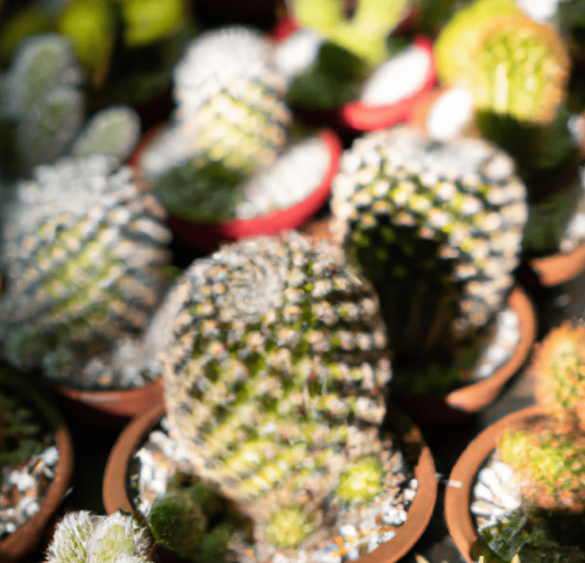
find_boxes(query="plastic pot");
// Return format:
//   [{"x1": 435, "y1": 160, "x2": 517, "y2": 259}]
[
  {"x1": 131, "y1": 127, "x2": 342, "y2": 252},
  {"x1": 103, "y1": 403, "x2": 438, "y2": 563}
]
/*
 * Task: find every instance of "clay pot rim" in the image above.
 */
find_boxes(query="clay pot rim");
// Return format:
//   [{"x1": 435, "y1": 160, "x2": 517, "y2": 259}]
[
  {"x1": 529, "y1": 241, "x2": 585, "y2": 287},
  {"x1": 103, "y1": 403, "x2": 438, "y2": 563},
  {"x1": 0, "y1": 375, "x2": 74, "y2": 562},
  {"x1": 131, "y1": 125, "x2": 343, "y2": 251},
  {"x1": 396, "y1": 286, "x2": 537, "y2": 414},
  {"x1": 52, "y1": 377, "x2": 164, "y2": 420},
  {"x1": 271, "y1": 17, "x2": 436, "y2": 132},
  {"x1": 444, "y1": 405, "x2": 546, "y2": 563}
]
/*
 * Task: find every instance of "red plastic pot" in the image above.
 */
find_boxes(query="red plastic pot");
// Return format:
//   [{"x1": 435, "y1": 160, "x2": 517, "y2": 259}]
[
  {"x1": 273, "y1": 18, "x2": 436, "y2": 132},
  {"x1": 132, "y1": 127, "x2": 342, "y2": 252},
  {"x1": 104, "y1": 403, "x2": 438, "y2": 563}
]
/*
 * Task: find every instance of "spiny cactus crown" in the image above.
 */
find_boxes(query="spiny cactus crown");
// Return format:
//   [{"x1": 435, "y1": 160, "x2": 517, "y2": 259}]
[
  {"x1": 0, "y1": 154, "x2": 172, "y2": 384},
  {"x1": 141, "y1": 26, "x2": 292, "y2": 223},
  {"x1": 158, "y1": 232, "x2": 395, "y2": 556},
  {"x1": 331, "y1": 125, "x2": 527, "y2": 367},
  {"x1": 435, "y1": 0, "x2": 570, "y2": 125},
  {"x1": 533, "y1": 322, "x2": 585, "y2": 430},
  {"x1": 46, "y1": 511, "x2": 151, "y2": 563}
]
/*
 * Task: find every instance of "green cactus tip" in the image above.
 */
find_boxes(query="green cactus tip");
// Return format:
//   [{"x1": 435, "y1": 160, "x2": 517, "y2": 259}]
[{"x1": 336, "y1": 455, "x2": 385, "y2": 507}]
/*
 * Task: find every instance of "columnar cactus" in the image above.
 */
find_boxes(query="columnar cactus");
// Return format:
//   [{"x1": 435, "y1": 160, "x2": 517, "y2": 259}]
[
  {"x1": 158, "y1": 232, "x2": 396, "y2": 560},
  {"x1": 140, "y1": 26, "x2": 292, "y2": 224},
  {"x1": 331, "y1": 125, "x2": 527, "y2": 381},
  {"x1": 46, "y1": 511, "x2": 152, "y2": 563},
  {"x1": 0, "y1": 154, "x2": 172, "y2": 386}
]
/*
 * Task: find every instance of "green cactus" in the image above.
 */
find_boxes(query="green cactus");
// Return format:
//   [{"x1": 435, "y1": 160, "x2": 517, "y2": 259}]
[
  {"x1": 141, "y1": 26, "x2": 291, "y2": 224},
  {"x1": 71, "y1": 105, "x2": 141, "y2": 163},
  {"x1": 0, "y1": 154, "x2": 172, "y2": 386},
  {"x1": 330, "y1": 125, "x2": 527, "y2": 391},
  {"x1": 157, "y1": 232, "x2": 398, "y2": 559},
  {"x1": 46, "y1": 511, "x2": 152, "y2": 563},
  {"x1": 291, "y1": 0, "x2": 410, "y2": 67}
]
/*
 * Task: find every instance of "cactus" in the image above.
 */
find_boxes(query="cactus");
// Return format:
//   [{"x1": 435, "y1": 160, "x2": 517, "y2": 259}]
[
  {"x1": 71, "y1": 105, "x2": 141, "y2": 163},
  {"x1": 157, "y1": 231, "x2": 399, "y2": 560},
  {"x1": 46, "y1": 511, "x2": 152, "y2": 563},
  {"x1": 0, "y1": 154, "x2": 172, "y2": 387},
  {"x1": 291, "y1": 0, "x2": 410, "y2": 67},
  {"x1": 330, "y1": 125, "x2": 527, "y2": 389},
  {"x1": 435, "y1": 0, "x2": 570, "y2": 125},
  {"x1": 141, "y1": 26, "x2": 292, "y2": 224}
]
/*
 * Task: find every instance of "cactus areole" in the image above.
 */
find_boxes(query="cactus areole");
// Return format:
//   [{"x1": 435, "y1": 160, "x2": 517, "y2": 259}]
[{"x1": 331, "y1": 126, "x2": 527, "y2": 391}]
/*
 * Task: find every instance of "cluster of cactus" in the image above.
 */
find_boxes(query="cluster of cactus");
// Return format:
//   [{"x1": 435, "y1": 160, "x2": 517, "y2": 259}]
[
  {"x1": 140, "y1": 26, "x2": 292, "y2": 224},
  {"x1": 330, "y1": 125, "x2": 527, "y2": 389},
  {"x1": 46, "y1": 511, "x2": 152, "y2": 563},
  {"x1": 497, "y1": 322, "x2": 585, "y2": 512},
  {"x1": 0, "y1": 33, "x2": 141, "y2": 174},
  {"x1": 158, "y1": 232, "x2": 397, "y2": 560},
  {"x1": 0, "y1": 154, "x2": 172, "y2": 388}
]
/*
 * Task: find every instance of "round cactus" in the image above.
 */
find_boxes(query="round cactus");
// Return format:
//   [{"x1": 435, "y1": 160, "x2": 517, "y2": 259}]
[
  {"x1": 435, "y1": 0, "x2": 570, "y2": 125},
  {"x1": 533, "y1": 322, "x2": 585, "y2": 432},
  {"x1": 0, "y1": 154, "x2": 172, "y2": 386},
  {"x1": 141, "y1": 26, "x2": 292, "y2": 224},
  {"x1": 157, "y1": 232, "x2": 398, "y2": 559},
  {"x1": 331, "y1": 125, "x2": 527, "y2": 381},
  {"x1": 46, "y1": 511, "x2": 152, "y2": 563}
]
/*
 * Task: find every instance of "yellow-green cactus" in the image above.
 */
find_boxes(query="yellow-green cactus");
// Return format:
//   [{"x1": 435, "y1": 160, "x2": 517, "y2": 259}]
[
  {"x1": 292, "y1": 0, "x2": 410, "y2": 67},
  {"x1": 435, "y1": 0, "x2": 570, "y2": 125}
]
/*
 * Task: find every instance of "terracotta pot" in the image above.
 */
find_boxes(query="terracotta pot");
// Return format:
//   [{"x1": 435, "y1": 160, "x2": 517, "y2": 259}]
[
  {"x1": 131, "y1": 127, "x2": 342, "y2": 252},
  {"x1": 394, "y1": 286, "x2": 537, "y2": 426},
  {"x1": 104, "y1": 403, "x2": 438, "y2": 563},
  {"x1": 528, "y1": 241, "x2": 585, "y2": 287},
  {"x1": 52, "y1": 377, "x2": 164, "y2": 430},
  {"x1": 444, "y1": 405, "x2": 545, "y2": 563},
  {"x1": 0, "y1": 375, "x2": 74, "y2": 563}
]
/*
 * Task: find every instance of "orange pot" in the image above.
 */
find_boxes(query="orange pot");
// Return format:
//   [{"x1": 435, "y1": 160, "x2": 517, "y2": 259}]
[{"x1": 104, "y1": 403, "x2": 437, "y2": 563}]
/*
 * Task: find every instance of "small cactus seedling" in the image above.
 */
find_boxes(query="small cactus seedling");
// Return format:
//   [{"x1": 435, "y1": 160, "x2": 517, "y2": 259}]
[
  {"x1": 0, "y1": 154, "x2": 172, "y2": 387},
  {"x1": 157, "y1": 232, "x2": 403, "y2": 560},
  {"x1": 46, "y1": 511, "x2": 152, "y2": 563},
  {"x1": 331, "y1": 125, "x2": 527, "y2": 390},
  {"x1": 290, "y1": 0, "x2": 410, "y2": 67},
  {"x1": 141, "y1": 26, "x2": 292, "y2": 224}
]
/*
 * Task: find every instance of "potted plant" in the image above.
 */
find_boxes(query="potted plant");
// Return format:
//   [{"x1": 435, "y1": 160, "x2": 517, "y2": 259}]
[
  {"x1": 103, "y1": 231, "x2": 437, "y2": 563},
  {"x1": 135, "y1": 25, "x2": 342, "y2": 252},
  {"x1": 330, "y1": 125, "x2": 536, "y2": 424},
  {"x1": 446, "y1": 321, "x2": 585, "y2": 561},
  {"x1": 0, "y1": 368, "x2": 73, "y2": 562},
  {"x1": 273, "y1": 0, "x2": 436, "y2": 132},
  {"x1": 0, "y1": 154, "x2": 174, "y2": 427},
  {"x1": 433, "y1": 0, "x2": 585, "y2": 288}
]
